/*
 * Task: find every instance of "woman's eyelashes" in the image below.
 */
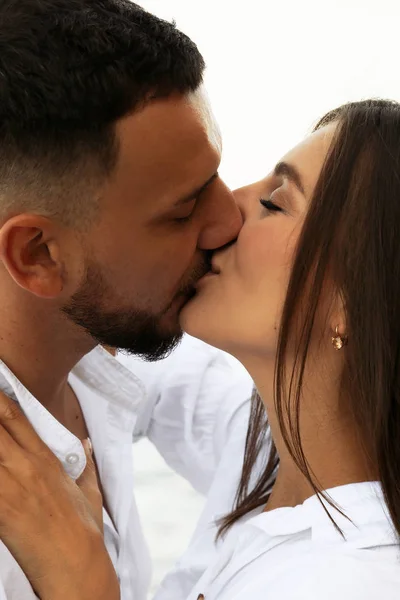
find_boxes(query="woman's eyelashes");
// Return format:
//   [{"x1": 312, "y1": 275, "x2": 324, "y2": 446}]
[{"x1": 259, "y1": 197, "x2": 284, "y2": 214}]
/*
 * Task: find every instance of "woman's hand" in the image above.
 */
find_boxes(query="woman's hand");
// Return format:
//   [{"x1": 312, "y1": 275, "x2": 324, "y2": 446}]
[{"x1": 0, "y1": 391, "x2": 120, "y2": 600}]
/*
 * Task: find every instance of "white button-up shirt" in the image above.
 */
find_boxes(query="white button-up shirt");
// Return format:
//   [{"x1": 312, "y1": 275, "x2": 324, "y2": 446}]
[
  {"x1": 0, "y1": 336, "x2": 254, "y2": 600},
  {"x1": 165, "y1": 475, "x2": 400, "y2": 600},
  {"x1": 148, "y1": 359, "x2": 400, "y2": 600}
]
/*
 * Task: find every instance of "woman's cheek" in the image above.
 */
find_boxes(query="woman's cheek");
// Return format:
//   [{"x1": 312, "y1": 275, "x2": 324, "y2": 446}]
[{"x1": 237, "y1": 226, "x2": 284, "y2": 281}]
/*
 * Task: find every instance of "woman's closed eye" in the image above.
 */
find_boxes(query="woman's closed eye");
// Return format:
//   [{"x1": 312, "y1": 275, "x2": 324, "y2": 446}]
[{"x1": 260, "y1": 198, "x2": 284, "y2": 213}]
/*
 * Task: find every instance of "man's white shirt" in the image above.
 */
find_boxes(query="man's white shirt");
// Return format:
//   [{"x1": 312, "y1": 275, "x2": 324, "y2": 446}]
[{"x1": 0, "y1": 336, "x2": 254, "y2": 600}]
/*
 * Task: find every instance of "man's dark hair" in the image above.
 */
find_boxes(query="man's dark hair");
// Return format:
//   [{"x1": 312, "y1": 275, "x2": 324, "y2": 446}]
[{"x1": 0, "y1": 0, "x2": 205, "y2": 225}]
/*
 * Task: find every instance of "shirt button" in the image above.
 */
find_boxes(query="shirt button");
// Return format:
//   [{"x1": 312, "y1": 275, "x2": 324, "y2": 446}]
[{"x1": 65, "y1": 453, "x2": 80, "y2": 465}]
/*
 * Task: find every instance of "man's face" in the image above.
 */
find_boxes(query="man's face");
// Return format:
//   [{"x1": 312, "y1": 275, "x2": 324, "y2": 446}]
[{"x1": 63, "y1": 88, "x2": 242, "y2": 359}]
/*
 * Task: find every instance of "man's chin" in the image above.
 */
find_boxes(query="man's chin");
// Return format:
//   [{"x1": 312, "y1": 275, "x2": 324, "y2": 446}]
[
  {"x1": 64, "y1": 301, "x2": 184, "y2": 362},
  {"x1": 62, "y1": 259, "x2": 190, "y2": 361},
  {"x1": 103, "y1": 322, "x2": 183, "y2": 362},
  {"x1": 120, "y1": 300, "x2": 186, "y2": 361}
]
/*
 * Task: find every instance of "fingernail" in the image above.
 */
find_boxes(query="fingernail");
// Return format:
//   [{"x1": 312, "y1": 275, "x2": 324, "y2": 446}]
[{"x1": 83, "y1": 437, "x2": 93, "y2": 455}]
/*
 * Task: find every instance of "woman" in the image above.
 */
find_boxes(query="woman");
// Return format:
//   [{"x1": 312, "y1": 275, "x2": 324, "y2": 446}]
[
  {"x1": 177, "y1": 97, "x2": 400, "y2": 598},
  {"x1": 0, "y1": 98, "x2": 399, "y2": 599}
]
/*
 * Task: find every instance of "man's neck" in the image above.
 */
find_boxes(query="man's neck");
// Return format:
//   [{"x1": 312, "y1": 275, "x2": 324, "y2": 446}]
[{"x1": 0, "y1": 296, "x2": 95, "y2": 412}]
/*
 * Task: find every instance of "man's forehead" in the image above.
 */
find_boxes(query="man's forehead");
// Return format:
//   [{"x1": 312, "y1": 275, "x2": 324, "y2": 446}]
[
  {"x1": 108, "y1": 89, "x2": 222, "y2": 211},
  {"x1": 188, "y1": 86, "x2": 222, "y2": 155},
  {"x1": 116, "y1": 87, "x2": 221, "y2": 158}
]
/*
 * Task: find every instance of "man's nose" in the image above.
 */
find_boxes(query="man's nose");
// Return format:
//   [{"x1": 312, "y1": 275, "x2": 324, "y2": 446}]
[
  {"x1": 197, "y1": 184, "x2": 243, "y2": 251},
  {"x1": 232, "y1": 184, "x2": 252, "y2": 221}
]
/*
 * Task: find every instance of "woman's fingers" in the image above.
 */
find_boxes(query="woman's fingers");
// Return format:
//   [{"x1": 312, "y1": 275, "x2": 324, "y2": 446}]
[
  {"x1": 77, "y1": 439, "x2": 104, "y2": 534},
  {"x1": 0, "y1": 396, "x2": 118, "y2": 599},
  {"x1": 0, "y1": 398, "x2": 36, "y2": 466},
  {"x1": 0, "y1": 393, "x2": 103, "y2": 531},
  {"x1": 0, "y1": 391, "x2": 51, "y2": 455},
  {"x1": 0, "y1": 417, "x2": 22, "y2": 464}
]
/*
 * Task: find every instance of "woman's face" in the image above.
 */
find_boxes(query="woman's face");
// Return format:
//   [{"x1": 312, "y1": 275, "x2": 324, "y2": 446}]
[{"x1": 180, "y1": 123, "x2": 337, "y2": 358}]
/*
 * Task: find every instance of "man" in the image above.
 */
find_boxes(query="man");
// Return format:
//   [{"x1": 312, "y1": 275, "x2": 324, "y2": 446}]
[{"x1": 0, "y1": 1, "x2": 253, "y2": 599}]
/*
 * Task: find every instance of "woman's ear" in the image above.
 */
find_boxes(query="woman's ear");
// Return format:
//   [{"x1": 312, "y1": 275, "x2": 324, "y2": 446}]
[{"x1": 0, "y1": 214, "x2": 65, "y2": 298}]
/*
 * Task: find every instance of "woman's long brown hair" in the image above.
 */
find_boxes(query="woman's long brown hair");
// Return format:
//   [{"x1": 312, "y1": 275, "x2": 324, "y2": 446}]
[{"x1": 219, "y1": 99, "x2": 400, "y2": 537}]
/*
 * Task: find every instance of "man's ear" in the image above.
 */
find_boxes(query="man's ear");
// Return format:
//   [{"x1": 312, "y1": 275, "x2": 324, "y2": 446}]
[{"x1": 0, "y1": 214, "x2": 66, "y2": 298}]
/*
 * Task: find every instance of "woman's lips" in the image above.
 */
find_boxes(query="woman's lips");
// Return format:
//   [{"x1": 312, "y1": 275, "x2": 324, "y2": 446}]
[
  {"x1": 210, "y1": 261, "x2": 221, "y2": 275},
  {"x1": 195, "y1": 271, "x2": 219, "y2": 288}
]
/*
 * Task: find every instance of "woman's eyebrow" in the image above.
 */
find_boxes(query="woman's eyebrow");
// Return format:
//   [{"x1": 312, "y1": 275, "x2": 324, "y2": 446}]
[{"x1": 274, "y1": 161, "x2": 305, "y2": 195}]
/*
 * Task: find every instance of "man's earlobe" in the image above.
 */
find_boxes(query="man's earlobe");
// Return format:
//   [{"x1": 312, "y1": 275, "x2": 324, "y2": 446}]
[{"x1": 0, "y1": 215, "x2": 65, "y2": 299}]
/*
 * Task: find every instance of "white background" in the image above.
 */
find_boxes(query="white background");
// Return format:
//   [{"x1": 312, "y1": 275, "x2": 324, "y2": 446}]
[
  {"x1": 134, "y1": 0, "x2": 400, "y2": 594},
  {"x1": 141, "y1": 0, "x2": 400, "y2": 189}
]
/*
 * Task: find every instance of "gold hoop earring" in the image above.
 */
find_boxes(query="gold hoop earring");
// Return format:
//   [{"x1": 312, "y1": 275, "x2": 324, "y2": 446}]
[{"x1": 331, "y1": 326, "x2": 347, "y2": 350}]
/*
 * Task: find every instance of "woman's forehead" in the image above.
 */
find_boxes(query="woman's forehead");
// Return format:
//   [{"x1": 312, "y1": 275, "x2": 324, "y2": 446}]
[{"x1": 278, "y1": 123, "x2": 337, "y2": 199}]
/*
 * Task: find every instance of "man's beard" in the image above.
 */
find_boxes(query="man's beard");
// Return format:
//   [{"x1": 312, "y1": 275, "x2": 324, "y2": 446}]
[{"x1": 62, "y1": 259, "x2": 209, "y2": 361}]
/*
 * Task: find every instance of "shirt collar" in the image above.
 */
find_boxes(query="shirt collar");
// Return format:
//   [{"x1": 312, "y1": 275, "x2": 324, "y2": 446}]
[
  {"x1": 0, "y1": 345, "x2": 145, "y2": 480},
  {"x1": 248, "y1": 482, "x2": 396, "y2": 547},
  {"x1": 72, "y1": 346, "x2": 146, "y2": 413}
]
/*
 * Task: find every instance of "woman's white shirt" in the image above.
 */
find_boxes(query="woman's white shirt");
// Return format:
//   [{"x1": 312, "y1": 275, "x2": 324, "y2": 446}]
[
  {"x1": 141, "y1": 339, "x2": 400, "y2": 600},
  {"x1": 184, "y1": 481, "x2": 400, "y2": 600}
]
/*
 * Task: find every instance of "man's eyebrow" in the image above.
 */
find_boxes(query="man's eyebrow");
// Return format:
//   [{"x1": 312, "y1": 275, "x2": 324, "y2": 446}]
[
  {"x1": 274, "y1": 161, "x2": 305, "y2": 194},
  {"x1": 174, "y1": 173, "x2": 218, "y2": 206}
]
